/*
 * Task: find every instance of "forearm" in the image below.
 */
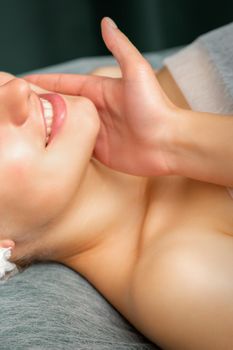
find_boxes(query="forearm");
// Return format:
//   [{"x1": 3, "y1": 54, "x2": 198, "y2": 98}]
[
  {"x1": 159, "y1": 23, "x2": 233, "y2": 186},
  {"x1": 168, "y1": 108, "x2": 233, "y2": 186},
  {"x1": 156, "y1": 66, "x2": 233, "y2": 187}
]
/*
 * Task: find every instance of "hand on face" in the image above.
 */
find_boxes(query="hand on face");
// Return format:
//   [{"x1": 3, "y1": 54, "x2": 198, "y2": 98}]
[
  {"x1": 25, "y1": 17, "x2": 177, "y2": 176},
  {"x1": 0, "y1": 72, "x2": 99, "y2": 242}
]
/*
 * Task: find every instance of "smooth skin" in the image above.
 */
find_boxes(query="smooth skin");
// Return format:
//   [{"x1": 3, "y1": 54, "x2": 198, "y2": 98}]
[
  {"x1": 26, "y1": 17, "x2": 178, "y2": 177},
  {"x1": 76, "y1": 47, "x2": 233, "y2": 350},
  {"x1": 0, "y1": 18, "x2": 231, "y2": 349},
  {"x1": 26, "y1": 17, "x2": 233, "y2": 188}
]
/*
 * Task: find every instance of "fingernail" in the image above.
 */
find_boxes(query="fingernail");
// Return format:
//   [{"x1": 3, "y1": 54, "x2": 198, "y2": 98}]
[{"x1": 105, "y1": 17, "x2": 118, "y2": 29}]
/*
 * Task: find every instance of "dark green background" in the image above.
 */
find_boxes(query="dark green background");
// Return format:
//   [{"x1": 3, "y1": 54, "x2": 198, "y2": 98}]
[{"x1": 1, "y1": 0, "x2": 233, "y2": 74}]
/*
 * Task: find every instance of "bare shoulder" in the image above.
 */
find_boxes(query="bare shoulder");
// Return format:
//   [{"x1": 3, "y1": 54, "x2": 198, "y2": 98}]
[
  {"x1": 90, "y1": 65, "x2": 122, "y2": 77},
  {"x1": 90, "y1": 65, "x2": 157, "y2": 78},
  {"x1": 128, "y1": 228, "x2": 233, "y2": 349}
]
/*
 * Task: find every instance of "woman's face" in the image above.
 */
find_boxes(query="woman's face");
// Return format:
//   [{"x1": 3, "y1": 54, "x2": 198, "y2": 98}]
[{"x1": 0, "y1": 72, "x2": 100, "y2": 241}]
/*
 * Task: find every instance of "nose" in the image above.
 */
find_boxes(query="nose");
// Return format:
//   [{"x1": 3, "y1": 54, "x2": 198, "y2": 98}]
[{"x1": 0, "y1": 78, "x2": 31, "y2": 126}]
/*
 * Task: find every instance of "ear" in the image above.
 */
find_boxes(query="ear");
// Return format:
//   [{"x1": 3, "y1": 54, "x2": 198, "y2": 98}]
[{"x1": 0, "y1": 240, "x2": 15, "y2": 249}]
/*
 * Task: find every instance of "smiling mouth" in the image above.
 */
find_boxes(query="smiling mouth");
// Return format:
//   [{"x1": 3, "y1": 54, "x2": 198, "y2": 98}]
[
  {"x1": 39, "y1": 93, "x2": 67, "y2": 147},
  {"x1": 40, "y1": 98, "x2": 54, "y2": 145}
]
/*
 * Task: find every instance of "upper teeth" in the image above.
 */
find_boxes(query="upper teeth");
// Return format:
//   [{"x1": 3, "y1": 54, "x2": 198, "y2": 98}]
[{"x1": 40, "y1": 98, "x2": 54, "y2": 145}]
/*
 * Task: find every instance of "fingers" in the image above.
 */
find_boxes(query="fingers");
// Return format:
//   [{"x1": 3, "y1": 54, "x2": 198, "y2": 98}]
[
  {"x1": 101, "y1": 17, "x2": 153, "y2": 79},
  {"x1": 24, "y1": 73, "x2": 88, "y2": 95},
  {"x1": 24, "y1": 73, "x2": 106, "y2": 107}
]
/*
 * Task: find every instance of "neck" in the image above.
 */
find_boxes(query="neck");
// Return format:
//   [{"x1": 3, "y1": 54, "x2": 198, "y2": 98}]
[
  {"x1": 23, "y1": 158, "x2": 149, "y2": 270},
  {"x1": 14, "y1": 66, "x2": 187, "y2": 270}
]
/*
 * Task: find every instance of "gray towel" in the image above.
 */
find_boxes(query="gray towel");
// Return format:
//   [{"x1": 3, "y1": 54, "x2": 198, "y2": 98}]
[
  {"x1": 0, "y1": 262, "x2": 160, "y2": 350},
  {"x1": 164, "y1": 22, "x2": 233, "y2": 114}
]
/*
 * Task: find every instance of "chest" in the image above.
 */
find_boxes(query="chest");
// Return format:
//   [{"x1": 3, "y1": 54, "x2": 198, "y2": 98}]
[{"x1": 141, "y1": 176, "x2": 233, "y2": 250}]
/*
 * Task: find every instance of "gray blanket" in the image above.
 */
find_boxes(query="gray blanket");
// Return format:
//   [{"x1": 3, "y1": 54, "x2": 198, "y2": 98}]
[{"x1": 0, "y1": 263, "x2": 159, "y2": 349}]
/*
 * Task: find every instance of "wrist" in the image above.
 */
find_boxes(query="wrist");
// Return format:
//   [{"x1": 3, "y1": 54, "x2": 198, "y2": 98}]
[
  {"x1": 155, "y1": 66, "x2": 192, "y2": 177},
  {"x1": 166, "y1": 108, "x2": 228, "y2": 183},
  {"x1": 161, "y1": 106, "x2": 186, "y2": 176}
]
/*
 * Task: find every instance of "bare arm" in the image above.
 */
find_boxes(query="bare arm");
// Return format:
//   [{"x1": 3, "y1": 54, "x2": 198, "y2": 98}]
[
  {"x1": 154, "y1": 67, "x2": 233, "y2": 187},
  {"x1": 158, "y1": 68, "x2": 233, "y2": 187},
  {"x1": 169, "y1": 108, "x2": 233, "y2": 187},
  {"x1": 91, "y1": 64, "x2": 233, "y2": 187},
  {"x1": 150, "y1": 67, "x2": 233, "y2": 187}
]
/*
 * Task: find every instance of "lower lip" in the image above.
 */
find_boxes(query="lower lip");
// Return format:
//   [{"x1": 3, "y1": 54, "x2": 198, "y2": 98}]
[{"x1": 39, "y1": 93, "x2": 67, "y2": 145}]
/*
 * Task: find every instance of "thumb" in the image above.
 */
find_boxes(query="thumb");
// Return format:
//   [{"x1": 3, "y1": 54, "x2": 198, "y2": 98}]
[{"x1": 101, "y1": 17, "x2": 153, "y2": 79}]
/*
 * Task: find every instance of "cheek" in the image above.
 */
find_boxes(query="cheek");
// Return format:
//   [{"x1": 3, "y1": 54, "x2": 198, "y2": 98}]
[
  {"x1": 0, "y1": 145, "x2": 36, "y2": 199},
  {"x1": 0, "y1": 151, "x2": 58, "y2": 227},
  {"x1": 0, "y1": 154, "x2": 79, "y2": 232}
]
